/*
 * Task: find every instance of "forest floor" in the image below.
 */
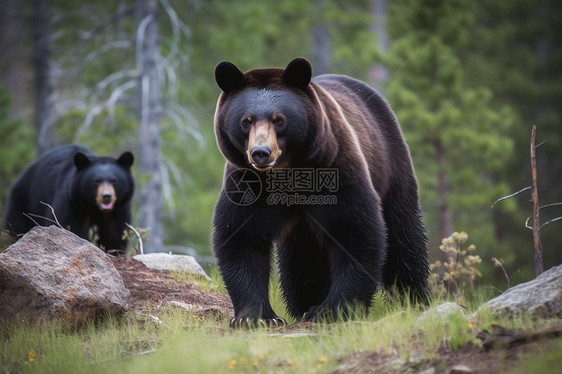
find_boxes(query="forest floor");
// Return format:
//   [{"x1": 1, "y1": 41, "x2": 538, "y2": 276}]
[
  {"x1": 109, "y1": 255, "x2": 233, "y2": 318},
  {"x1": 110, "y1": 255, "x2": 562, "y2": 374}
]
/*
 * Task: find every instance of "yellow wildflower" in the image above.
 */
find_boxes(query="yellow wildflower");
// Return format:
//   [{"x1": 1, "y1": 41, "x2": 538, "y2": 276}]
[{"x1": 28, "y1": 349, "x2": 36, "y2": 362}]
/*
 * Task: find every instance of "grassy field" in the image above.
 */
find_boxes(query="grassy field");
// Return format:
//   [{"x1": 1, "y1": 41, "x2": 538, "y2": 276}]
[{"x1": 2, "y1": 271, "x2": 562, "y2": 374}]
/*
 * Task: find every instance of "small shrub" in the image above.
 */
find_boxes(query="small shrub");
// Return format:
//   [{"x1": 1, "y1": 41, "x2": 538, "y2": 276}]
[{"x1": 430, "y1": 231, "x2": 482, "y2": 304}]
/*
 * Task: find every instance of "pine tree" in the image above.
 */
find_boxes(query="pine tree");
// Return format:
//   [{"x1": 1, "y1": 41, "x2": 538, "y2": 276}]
[
  {"x1": 385, "y1": 0, "x2": 515, "y2": 253},
  {"x1": 466, "y1": 0, "x2": 562, "y2": 272}
]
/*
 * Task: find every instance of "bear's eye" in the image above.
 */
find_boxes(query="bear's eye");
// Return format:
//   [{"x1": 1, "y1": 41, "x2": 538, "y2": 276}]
[
  {"x1": 93, "y1": 178, "x2": 102, "y2": 185},
  {"x1": 272, "y1": 116, "x2": 285, "y2": 129},
  {"x1": 110, "y1": 178, "x2": 117, "y2": 184},
  {"x1": 241, "y1": 118, "x2": 253, "y2": 129}
]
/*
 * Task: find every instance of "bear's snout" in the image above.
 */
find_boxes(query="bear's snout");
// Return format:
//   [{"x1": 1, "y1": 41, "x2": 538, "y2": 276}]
[
  {"x1": 96, "y1": 182, "x2": 117, "y2": 212},
  {"x1": 246, "y1": 121, "x2": 283, "y2": 171},
  {"x1": 250, "y1": 146, "x2": 272, "y2": 167}
]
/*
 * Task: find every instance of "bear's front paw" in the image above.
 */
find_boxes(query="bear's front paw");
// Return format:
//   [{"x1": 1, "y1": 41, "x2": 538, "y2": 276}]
[
  {"x1": 303, "y1": 305, "x2": 337, "y2": 322},
  {"x1": 302, "y1": 305, "x2": 321, "y2": 322},
  {"x1": 229, "y1": 316, "x2": 287, "y2": 329}
]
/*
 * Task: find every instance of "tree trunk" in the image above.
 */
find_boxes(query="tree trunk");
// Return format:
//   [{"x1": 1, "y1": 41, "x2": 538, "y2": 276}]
[
  {"x1": 136, "y1": 0, "x2": 163, "y2": 253},
  {"x1": 311, "y1": 0, "x2": 331, "y2": 75},
  {"x1": 435, "y1": 138, "x2": 453, "y2": 240},
  {"x1": 530, "y1": 126, "x2": 543, "y2": 276},
  {"x1": 33, "y1": 0, "x2": 55, "y2": 155},
  {"x1": 369, "y1": 0, "x2": 389, "y2": 93},
  {"x1": 0, "y1": 0, "x2": 28, "y2": 119}
]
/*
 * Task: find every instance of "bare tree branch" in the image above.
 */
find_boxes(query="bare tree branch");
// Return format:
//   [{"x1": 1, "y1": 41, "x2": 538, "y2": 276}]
[
  {"x1": 23, "y1": 202, "x2": 63, "y2": 230},
  {"x1": 75, "y1": 80, "x2": 137, "y2": 142},
  {"x1": 39, "y1": 201, "x2": 62, "y2": 228},
  {"x1": 540, "y1": 216, "x2": 562, "y2": 231},
  {"x1": 538, "y1": 202, "x2": 562, "y2": 210},
  {"x1": 492, "y1": 257, "x2": 510, "y2": 290},
  {"x1": 125, "y1": 222, "x2": 143, "y2": 255},
  {"x1": 491, "y1": 186, "x2": 531, "y2": 208},
  {"x1": 70, "y1": 40, "x2": 133, "y2": 80},
  {"x1": 23, "y1": 213, "x2": 42, "y2": 227},
  {"x1": 524, "y1": 215, "x2": 532, "y2": 230}
]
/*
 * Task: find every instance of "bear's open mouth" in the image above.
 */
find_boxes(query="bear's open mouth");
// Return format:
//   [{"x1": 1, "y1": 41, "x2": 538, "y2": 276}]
[
  {"x1": 96, "y1": 182, "x2": 117, "y2": 212},
  {"x1": 99, "y1": 202, "x2": 114, "y2": 211}
]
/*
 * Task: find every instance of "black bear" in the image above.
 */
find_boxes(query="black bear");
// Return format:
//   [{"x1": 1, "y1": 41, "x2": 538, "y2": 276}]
[
  {"x1": 213, "y1": 57, "x2": 429, "y2": 327},
  {"x1": 4, "y1": 144, "x2": 134, "y2": 250}
]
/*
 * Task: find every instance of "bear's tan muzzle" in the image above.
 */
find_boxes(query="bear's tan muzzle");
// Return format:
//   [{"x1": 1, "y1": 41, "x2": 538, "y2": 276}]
[
  {"x1": 246, "y1": 121, "x2": 282, "y2": 171},
  {"x1": 96, "y1": 182, "x2": 116, "y2": 212}
]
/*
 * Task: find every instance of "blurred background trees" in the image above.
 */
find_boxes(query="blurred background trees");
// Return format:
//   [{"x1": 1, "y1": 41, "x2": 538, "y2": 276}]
[{"x1": 0, "y1": 0, "x2": 560, "y2": 288}]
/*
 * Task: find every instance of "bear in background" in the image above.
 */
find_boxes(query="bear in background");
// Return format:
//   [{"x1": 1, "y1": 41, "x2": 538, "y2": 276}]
[
  {"x1": 4, "y1": 144, "x2": 134, "y2": 251},
  {"x1": 213, "y1": 57, "x2": 429, "y2": 327}
]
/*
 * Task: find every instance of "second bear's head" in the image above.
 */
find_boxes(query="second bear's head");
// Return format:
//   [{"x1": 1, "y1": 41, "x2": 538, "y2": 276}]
[
  {"x1": 214, "y1": 57, "x2": 317, "y2": 171},
  {"x1": 73, "y1": 151, "x2": 135, "y2": 212}
]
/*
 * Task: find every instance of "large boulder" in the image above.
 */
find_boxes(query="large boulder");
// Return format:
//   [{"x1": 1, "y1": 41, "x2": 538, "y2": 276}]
[
  {"x1": 0, "y1": 226, "x2": 130, "y2": 326},
  {"x1": 479, "y1": 264, "x2": 562, "y2": 318}
]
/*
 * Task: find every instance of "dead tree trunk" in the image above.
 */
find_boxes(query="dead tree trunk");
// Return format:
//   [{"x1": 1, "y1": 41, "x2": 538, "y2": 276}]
[
  {"x1": 530, "y1": 126, "x2": 543, "y2": 276},
  {"x1": 136, "y1": 0, "x2": 163, "y2": 253},
  {"x1": 33, "y1": 0, "x2": 55, "y2": 155}
]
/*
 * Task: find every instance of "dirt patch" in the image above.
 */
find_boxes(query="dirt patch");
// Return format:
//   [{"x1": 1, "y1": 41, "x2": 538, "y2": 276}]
[
  {"x1": 335, "y1": 325, "x2": 562, "y2": 374},
  {"x1": 109, "y1": 255, "x2": 233, "y2": 319}
]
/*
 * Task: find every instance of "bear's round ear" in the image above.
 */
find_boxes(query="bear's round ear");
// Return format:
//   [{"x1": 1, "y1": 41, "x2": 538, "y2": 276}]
[
  {"x1": 74, "y1": 152, "x2": 91, "y2": 170},
  {"x1": 283, "y1": 57, "x2": 312, "y2": 90},
  {"x1": 117, "y1": 151, "x2": 134, "y2": 168},
  {"x1": 215, "y1": 61, "x2": 246, "y2": 93}
]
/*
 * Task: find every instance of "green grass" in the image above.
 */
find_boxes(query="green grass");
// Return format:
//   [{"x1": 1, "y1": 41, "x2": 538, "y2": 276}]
[{"x1": 1, "y1": 278, "x2": 561, "y2": 374}]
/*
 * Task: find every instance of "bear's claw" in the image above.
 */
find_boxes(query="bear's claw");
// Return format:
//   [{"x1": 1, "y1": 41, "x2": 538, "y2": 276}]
[{"x1": 229, "y1": 316, "x2": 287, "y2": 329}]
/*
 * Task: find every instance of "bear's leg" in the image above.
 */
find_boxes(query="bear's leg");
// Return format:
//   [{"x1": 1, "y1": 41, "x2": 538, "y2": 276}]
[
  {"x1": 382, "y1": 182, "x2": 430, "y2": 303},
  {"x1": 96, "y1": 219, "x2": 127, "y2": 251},
  {"x1": 276, "y1": 221, "x2": 331, "y2": 319},
  {"x1": 213, "y1": 196, "x2": 285, "y2": 328},
  {"x1": 301, "y1": 196, "x2": 386, "y2": 322},
  {"x1": 95, "y1": 207, "x2": 131, "y2": 251}
]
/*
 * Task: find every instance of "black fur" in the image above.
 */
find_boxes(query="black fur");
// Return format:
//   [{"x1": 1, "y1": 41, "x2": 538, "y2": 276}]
[
  {"x1": 4, "y1": 144, "x2": 134, "y2": 250},
  {"x1": 213, "y1": 58, "x2": 429, "y2": 326}
]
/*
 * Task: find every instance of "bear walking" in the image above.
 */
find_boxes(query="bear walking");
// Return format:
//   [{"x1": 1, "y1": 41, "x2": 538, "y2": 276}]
[
  {"x1": 4, "y1": 145, "x2": 134, "y2": 250},
  {"x1": 213, "y1": 58, "x2": 429, "y2": 327}
]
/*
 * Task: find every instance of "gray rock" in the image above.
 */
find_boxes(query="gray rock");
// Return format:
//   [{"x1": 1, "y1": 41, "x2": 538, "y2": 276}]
[
  {"x1": 133, "y1": 253, "x2": 211, "y2": 280},
  {"x1": 0, "y1": 226, "x2": 130, "y2": 326},
  {"x1": 478, "y1": 264, "x2": 562, "y2": 318},
  {"x1": 418, "y1": 302, "x2": 466, "y2": 323}
]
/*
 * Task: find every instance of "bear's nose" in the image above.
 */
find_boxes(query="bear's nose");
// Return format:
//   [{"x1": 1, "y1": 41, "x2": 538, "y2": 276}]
[
  {"x1": 250, "y1": 146, "x2": 271, "y2": 166},
  {"x1": 102, "y1": 194, "x2": 112, "y2": 203}
]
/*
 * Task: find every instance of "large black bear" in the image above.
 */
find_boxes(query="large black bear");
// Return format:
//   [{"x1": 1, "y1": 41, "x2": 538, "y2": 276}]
[
  {"x1": 4, "y1": 145, "x2": 134, "y2": 250},
  {"x1": 213, "y1": 57, "x2": 429, "y2": 327}
]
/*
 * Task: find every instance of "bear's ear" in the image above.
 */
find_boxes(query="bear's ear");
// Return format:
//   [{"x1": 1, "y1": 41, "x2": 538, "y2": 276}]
[
  {"x1": 117, "y1": 151, "x2": 134, "y2": 169},
  {"x1": 215, "y1": 61, "x2": 246, "y2": 93},
  {"x1": 74, "y1": 152, "x2": 91, "y2": 170},
  {"x1": 283, "y1": 57, "x2": 312, "y2": 90}
]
